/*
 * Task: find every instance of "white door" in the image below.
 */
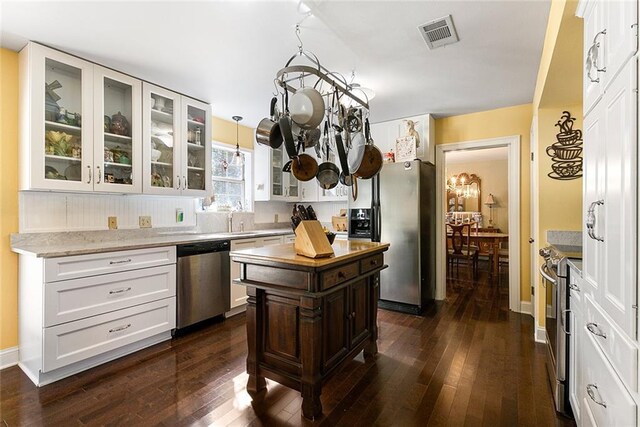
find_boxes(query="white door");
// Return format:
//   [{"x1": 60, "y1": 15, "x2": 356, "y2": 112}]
[
  {"x1": 93, "y1": 66, "x2": 141, "y2": 193},
  {"x1": 600, "y1": 58, "x2": 637, "y2": 339},
  {"x1": 583, "y1": 0, "x2": 604, "y2": 115},
  {"x1": 530, "y1": 116, "x2": 538, "y2": 325},
  {"x1": 603, "y1": 0, "x2": 638, "y2": 90},
  {"x1": 142, "y1": 83, "x2": 181, "y2": 195}
]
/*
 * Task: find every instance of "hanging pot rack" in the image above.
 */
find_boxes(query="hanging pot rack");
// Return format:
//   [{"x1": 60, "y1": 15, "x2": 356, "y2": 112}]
[{"x1": 274, "y1": 25, "x2": 370, "y2": 111}]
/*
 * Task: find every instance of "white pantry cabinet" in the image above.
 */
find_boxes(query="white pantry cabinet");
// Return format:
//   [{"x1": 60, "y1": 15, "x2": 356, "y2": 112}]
[
  {"x1": 18, "y1": 246, "x2": 176, "y2": 386},
  {"x1": 227, "y1": 236, "x2": 284, "y2": 316},
  {"x1": 568, "y1": 265, "x2": 583, "y2": 425},
  {"x1": 142, "y1": 83, "x2": 212, "y2": 196},
  {"x1": 577, "y1": 1, "x2": 640, "y2": 422}
]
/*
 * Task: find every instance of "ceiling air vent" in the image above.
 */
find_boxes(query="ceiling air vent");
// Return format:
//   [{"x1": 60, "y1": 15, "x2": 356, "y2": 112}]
[{"x1": 418, "y1": 15, "x2": 459, "y2": 49}]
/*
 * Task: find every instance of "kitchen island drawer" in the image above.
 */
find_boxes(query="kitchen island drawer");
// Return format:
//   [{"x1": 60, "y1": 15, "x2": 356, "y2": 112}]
[
  {"x1": 582, "y1": 324, "x2": 636, "y2": 427},
  {"x1": 584, "y1": 294, "x2": 638, "y2": 391},
  {"x1": 43, "y1": 297, "x2": 176, "y2": 372},
  {"x1": 360, "y1": 254, "x2": 383, "y2": 274},
  {"x1": 320, "y1": 262, "x2": 359, "y2": 290},
  {"x1": 45, "y1": 246, "x2": 176, "y2": 283},
  {"x1": 44, "y1": 264, "x2": 176, "y2": 326}
]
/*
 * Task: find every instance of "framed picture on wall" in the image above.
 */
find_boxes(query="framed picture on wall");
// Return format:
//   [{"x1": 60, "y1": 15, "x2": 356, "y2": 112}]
[{"x1": 395, "y1": 136, "x2": 417, "y2": 162}]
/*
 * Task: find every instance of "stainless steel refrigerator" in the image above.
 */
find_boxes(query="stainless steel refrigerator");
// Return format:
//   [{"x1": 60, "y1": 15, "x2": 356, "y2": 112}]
[{"x1": 349, "y1": 160, "x2": 436, "y2": 314}]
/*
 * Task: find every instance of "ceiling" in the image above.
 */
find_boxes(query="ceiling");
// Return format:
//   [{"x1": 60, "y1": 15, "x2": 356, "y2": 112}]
[
  {"x1": 445, "y1": 146, "x2": 508, "y2": 164},
  {"x1": 1, "y1": 1, "x2": 550, "y2": 128}
]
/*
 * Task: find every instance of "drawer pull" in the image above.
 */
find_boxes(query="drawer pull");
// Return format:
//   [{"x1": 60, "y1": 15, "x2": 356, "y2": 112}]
[
  {"x1": 586, "y1": 384, "x2": 607, "y2": 408},
  {"x1": 108, "y1": 323, "x2": 131, "y2": 333},
  {"x1": 370, "y1": 259, "x2": 377, "y2": 266},
  {"x1": 109, "y1": 258, "x2": 132, "y2": 265},
  {"x1": 569, "y1": 282, "x2": 580, "y2": 292},
  {"x1": 109, "y1": 287, "x2": 132, "y2": 295},
  {"x1": 337, "y1": 271, "x2": 346, "y2": 279},
  {"x1": 587, "y1": 322, "x2": 607, "y2": 339}
]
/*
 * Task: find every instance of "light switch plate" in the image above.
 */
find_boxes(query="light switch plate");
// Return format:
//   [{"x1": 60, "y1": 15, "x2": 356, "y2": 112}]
[
  {"x1": 139, "y1": 216, "x2": 152, "y2": 228},
  {"x1": 108, "y1": 216, "x2": 118, "y2": 230}
]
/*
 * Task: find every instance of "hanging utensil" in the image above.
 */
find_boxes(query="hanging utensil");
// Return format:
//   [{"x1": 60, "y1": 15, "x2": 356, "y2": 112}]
[{"x1": 335, "y1": 128, "x2": 354, "y2": 187}]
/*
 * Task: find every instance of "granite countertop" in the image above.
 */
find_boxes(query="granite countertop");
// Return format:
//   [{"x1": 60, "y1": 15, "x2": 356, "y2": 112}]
[
  {"x1": 11, "y1": 228, "x2": 295, "y2": 258},
  {"x1": 230, "y1": 240, "x2": 390, "y2": 268}
]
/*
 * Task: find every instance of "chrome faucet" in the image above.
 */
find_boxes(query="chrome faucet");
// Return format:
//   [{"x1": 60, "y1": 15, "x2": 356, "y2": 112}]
[
  {"x1": 227, "y1": 213, "x2": 233, "y2": 232},
  {"x1": 240, "y1": 221, "x2": 245, "y2": 232}
]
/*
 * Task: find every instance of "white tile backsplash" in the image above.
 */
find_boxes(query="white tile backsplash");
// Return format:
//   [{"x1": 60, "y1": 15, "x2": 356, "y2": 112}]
[{"x1": 20, "y1": 191, "x2": 198, "y2": 233}]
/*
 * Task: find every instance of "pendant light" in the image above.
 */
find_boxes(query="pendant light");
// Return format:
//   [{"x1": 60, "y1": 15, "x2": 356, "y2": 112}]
[{"x1": 232, "y1": 115, "x2": 244, "y2": 166}]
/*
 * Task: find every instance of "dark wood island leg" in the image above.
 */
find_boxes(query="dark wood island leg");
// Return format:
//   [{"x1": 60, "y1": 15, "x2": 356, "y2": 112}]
[
  {"x1": 364, "y1": 273, "x2": 380, "y2": 359},
  {"x1": 245, "y1": 287, "x2": 266, "y2": 398},
  {"x1": 300, "y1": 296, "x2": 323, "y2": 419}
]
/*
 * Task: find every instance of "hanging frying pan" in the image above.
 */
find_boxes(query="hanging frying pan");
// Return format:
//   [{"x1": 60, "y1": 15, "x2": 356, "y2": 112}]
[{"x1": 355, "y1": 118, "x2": 383, "y2": 179}]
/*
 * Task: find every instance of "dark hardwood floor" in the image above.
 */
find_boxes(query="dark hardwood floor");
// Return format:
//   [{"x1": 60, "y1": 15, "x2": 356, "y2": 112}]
[{"x1": 1, "y1": 262, "x2": 575, "y2": 426}]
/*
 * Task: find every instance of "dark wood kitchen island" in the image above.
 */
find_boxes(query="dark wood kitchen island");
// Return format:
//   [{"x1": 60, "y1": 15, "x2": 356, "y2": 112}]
[{"x1": 230, "y1": 240, "x2": 389, "y2": 420}]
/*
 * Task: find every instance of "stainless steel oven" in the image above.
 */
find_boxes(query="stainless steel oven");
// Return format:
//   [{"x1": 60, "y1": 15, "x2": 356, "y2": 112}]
[{"x1": 539, "y1": 245, "x2": 581, "y2": 418}]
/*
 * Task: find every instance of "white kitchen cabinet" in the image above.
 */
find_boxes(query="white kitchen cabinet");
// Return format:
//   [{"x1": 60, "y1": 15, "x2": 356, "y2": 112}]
[
  {"x1": 228, "y1": 236, "x2": 284, "y2": 316},
  {"x1": 20, "y1": 43, "x2": 143, "y2": 193},
  {"x1": 583, "y1": 59, "x2": 637, "y2": 340},
  {"x1": 20, "y1": 43, "x2": 95, "y2": 191},
  {"x1": 142, "y1": 83, "x2": 211, "y2": 196},
  {"x1": 18, "y1": 246, "x2": 176, "y2": 386},
  {"x1": 369, "y1": 114, "x2": 435, "y2": 164},
  {"x1": 582, "y1": 0, "x2": 638, "y2": 115},
  {"x1": 93, "y1": 66, "x2": 142, "y2": 193},
  {"x1": 254, "y1": 142, "x2": 300, "y2": 201}
]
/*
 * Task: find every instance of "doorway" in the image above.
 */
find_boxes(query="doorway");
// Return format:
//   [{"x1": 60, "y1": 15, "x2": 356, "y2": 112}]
[{"x1": 435, "y1": 136, "x2": 521, "y2": 312}]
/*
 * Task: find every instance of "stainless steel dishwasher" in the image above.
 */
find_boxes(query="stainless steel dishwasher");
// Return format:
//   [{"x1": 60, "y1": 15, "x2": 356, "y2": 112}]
[{"x1": 176, "y1": 240, "x2": 230, "y2": 329}]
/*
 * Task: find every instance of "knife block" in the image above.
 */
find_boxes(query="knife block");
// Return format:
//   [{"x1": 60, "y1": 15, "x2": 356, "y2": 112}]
[{"x1": 294, "y1": 220, "x2": 334, "y2": 258}]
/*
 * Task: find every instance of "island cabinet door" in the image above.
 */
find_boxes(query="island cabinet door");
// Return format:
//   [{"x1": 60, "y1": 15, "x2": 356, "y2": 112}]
[
  {"x1": 349, "y1": 279, "x2": 370, "y2": 348},
  {"x1": 322, "y1": 287, "x2": 349, "y2": 372}
]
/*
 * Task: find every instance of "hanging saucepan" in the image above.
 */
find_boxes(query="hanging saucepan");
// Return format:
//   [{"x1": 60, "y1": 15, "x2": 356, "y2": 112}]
[
  {"x1": 335, "y1": 127, "x2": 354, "y2": 187},
  {"x1": 316, "y1": 121, "x2": 340, "y2": 189},
  {"x1": 255, "y1": 97, "x2": 283, "y2": 148},
  {"x1": 355, "y1": 118, "x2": 383, "y2": 179}
]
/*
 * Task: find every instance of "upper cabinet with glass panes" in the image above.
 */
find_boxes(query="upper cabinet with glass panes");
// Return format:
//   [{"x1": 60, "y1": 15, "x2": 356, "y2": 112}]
[
  {"x1": 142, "y1": 83, "x2": 211, "y2": 196},
  {"x1": 19, "y1": 42, "x2": 210, "y2": 197}
]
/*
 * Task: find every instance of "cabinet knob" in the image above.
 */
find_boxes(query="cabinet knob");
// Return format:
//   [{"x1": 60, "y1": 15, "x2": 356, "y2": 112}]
[{"x1": 337, "y1": 271, "x2": 346, "y2": 279}]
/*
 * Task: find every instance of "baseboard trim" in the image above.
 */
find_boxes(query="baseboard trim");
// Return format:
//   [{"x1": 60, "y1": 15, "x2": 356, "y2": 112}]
[
  {"x1": 535, "y1": 325, "x2": 547, "y2": 344},
  {"x1": 0, "y1": 346, "x2": 19, "y2": 370},
  {"x1": 519, "y1": 301, "x2": 533, "y2": 316}
]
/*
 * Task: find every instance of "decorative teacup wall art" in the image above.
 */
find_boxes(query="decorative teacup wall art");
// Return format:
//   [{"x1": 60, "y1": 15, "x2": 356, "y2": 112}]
[{"x1": 546, "y1": 111, "x2": 583, "y2": 180}]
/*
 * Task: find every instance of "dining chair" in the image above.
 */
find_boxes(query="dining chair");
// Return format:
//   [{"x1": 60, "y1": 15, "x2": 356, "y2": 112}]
[{"x1": 446, "y1": 222, "x2": 479, "y2": 280}]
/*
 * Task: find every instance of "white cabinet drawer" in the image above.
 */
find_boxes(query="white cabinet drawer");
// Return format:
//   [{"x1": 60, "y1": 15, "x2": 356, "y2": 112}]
[
  {"x1": 584, "y1": 293, "x2": 638, "y2": 392},
  {"x1": 231, "y1": 239, "x2": 261, "y2": 250},
  {"x1": 581, "y1": 396, "x2": 598, "y2": 427},
  {"x1": 44, "y1": 264, "x2": 176, "y2": 326},
  {"x1": 582, "y1": 325, "x2": 636, "y2": 427},
  {"x1": 43, "y1": 297, "x2": 176, "y2": 372},
  {"x1": 45, "y1": 246, "x2": 176, "y2": 282}
]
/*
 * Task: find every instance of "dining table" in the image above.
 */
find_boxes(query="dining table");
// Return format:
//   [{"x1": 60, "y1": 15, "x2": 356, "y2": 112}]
[
  {"x1": 470, "y1": 231, "x2": 509, "y2": 277},
  {"x1": 447, "y1": 224, "x2": 509, "y2": 277}
]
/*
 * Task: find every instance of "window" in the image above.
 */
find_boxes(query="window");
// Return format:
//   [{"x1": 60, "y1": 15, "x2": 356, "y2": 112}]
[{"x1": 209, "y1": 143, "x2": 252, "y2": 211}]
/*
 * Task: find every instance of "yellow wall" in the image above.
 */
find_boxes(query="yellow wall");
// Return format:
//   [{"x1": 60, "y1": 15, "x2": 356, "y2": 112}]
[
  {"x1": 436, "y1": 103, "x2": 533, "y2": 303},
  {"x1": 0, "y1": 48, "x2": 19, "y2": 350},
  {"x1": 532, "y1": 0, "x2": 583, "y2": 324},
  {"x1": 447, "y1": 159, "x2": 509, "y2": 233},
  {"x1": 212, "y1": 116, "x2": 254, "y2": 150}
]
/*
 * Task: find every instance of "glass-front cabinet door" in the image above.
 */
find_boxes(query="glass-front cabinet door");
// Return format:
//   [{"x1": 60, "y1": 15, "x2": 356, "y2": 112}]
[
  {"x1": 93, "y1": 66, "x2": 141, "y2": 193},
  {"x1": 271, "y1": 145, "x2": 284, "y2": 197},
  {"x1": 142, "y1": 83, "x2": 181, "y2": 195},
  {"x1": 181, "y1": 98, "x2": 211, "y2": 196},
  {"x1": 27, "y1": 43, "x2": 94, "y2": 191}
]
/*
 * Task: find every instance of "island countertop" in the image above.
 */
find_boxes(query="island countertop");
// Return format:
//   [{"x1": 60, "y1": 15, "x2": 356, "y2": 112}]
[{"x1": 230, "y1": 239, "x2": 390, "y2": 268}]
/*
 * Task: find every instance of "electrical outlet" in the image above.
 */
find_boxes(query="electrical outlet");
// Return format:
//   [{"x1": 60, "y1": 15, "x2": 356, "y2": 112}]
[
  {"x1": 176, "y1": 208, "x2": 184, "y2": 223},
  {"x1": 139, "y1": 216, "x2": 152, "y2": 228},
  {"x1": 108, "y1": 216, "x2": 118, "y2": 230}
]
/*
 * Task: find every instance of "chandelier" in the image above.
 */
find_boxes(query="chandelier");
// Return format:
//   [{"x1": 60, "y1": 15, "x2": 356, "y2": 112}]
[{"x1": 447, "y1": 173, "x2": 479, "y2": 199}]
